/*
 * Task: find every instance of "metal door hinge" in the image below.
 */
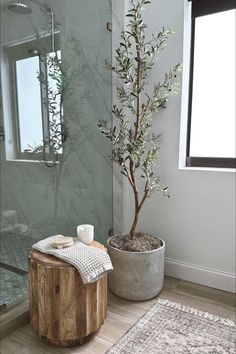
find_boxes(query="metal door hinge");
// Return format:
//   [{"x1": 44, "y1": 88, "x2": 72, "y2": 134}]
[
  {"x1": 106, "y1": 22, "x2": 112, "y2": 32},
  {"x1": 0, "y1": 126, "x2": 5, "y2": 141}
]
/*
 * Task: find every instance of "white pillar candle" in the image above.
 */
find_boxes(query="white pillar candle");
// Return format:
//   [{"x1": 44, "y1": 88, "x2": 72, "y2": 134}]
[{"x1": 77, "y1": 224, "x2": 94, "y2": 245}]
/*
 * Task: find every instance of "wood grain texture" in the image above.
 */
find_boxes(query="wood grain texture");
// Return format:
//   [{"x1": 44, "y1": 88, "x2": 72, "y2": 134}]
[
  {"x1": 28, "y1": 242, "x2": 107, "y2": 347},
  {"x1": 1, "y1": 276, "x2": 235, "y2": 354}
]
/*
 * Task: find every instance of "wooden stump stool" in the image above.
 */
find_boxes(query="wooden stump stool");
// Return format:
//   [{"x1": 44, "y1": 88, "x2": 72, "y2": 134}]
[{"x1": 28, "y1": 241, "x2": 107, "y2": 347}]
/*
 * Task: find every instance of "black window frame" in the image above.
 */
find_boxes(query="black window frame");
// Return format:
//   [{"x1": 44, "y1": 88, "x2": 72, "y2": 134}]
[{"x1": 186, "y1": 0, "x2": 236, "y2": 169}]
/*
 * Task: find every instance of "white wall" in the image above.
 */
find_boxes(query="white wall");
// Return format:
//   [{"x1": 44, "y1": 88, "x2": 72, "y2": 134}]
[{"x1": 115, "y1": 0, "x2": 235, "y2": 292}]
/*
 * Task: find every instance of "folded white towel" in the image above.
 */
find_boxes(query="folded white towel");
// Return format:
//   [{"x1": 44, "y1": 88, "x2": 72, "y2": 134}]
[{"x1": 32, "y1": 235, "x2": 113, "y2": 284}]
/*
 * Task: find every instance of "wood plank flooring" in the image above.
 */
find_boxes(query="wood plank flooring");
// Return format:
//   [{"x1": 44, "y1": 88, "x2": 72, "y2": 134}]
[{"x1": 0, "y1": 276, "x2": 235, "y2": 354}]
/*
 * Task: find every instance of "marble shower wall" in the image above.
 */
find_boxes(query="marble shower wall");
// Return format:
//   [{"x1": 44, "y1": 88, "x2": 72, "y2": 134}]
[{"x1": 0, "y1": 0, "x2": 113, "y2": 242}]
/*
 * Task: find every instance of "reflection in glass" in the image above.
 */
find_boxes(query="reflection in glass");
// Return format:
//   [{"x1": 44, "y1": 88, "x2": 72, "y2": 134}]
[{"x1": 0, "y1": 0, "x2": 112, "y2": 311}]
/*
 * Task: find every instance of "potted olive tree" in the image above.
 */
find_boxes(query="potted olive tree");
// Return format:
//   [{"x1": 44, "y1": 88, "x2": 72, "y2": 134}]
[{"x1": 98, "y1": 0, "x2": 181, "y2": 300}]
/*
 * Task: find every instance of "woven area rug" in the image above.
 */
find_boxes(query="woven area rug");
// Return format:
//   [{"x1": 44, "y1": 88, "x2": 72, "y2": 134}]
[{"x1": 106, "y1": 299, "x2": 235, "y2": 354}]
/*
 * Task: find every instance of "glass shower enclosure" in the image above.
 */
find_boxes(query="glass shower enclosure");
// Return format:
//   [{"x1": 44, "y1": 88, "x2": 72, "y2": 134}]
[{"x1": 0, "y1": 0, "x2": 112, "y2": 311}]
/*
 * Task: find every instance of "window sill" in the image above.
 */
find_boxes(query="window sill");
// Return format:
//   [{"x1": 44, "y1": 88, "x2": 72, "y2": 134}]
[
  {"x1": 6, "y1": 159, "x2": 60, "y2": 164},
  {"x1": 179, "y1": 166, "x2": 236, "y2": 173}
]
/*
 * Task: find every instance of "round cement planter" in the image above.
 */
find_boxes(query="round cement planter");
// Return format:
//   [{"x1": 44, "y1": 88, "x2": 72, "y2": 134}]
[{"x1": 107, "y1": 235, "x2": 165, "y2": 301}]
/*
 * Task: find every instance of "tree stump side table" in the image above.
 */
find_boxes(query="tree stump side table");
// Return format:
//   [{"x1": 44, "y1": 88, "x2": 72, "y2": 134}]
[{"x1": 28, "y1": 241, "x2": 107, "y2": 347}]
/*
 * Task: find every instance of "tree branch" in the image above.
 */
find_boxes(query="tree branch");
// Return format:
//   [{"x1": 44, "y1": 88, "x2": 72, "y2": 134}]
[{"x1": 138, "y1": 181, "x2": 149, "y2": 211}]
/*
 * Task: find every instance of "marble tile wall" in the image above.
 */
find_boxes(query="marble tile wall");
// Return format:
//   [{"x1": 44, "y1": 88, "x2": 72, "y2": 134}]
[{"x1": 0, "y1": 0, "x2": 113, "y2": 244}]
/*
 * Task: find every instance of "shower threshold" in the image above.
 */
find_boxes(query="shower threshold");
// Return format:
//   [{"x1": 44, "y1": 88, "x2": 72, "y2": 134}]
[
  {"x1": 0, "y1": 296, "x2": 29, "y2": 340},
  {"x1": 0, "y1": 262, "x2": 28, "y2": 276}
]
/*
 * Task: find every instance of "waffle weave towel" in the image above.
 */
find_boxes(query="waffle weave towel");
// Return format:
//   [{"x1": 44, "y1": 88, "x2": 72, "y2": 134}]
[{"x1": 32, "y1": 235, "x2": 113, "y2": 284}]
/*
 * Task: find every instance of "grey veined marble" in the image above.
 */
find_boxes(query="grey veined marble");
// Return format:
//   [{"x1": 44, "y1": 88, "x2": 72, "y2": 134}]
[{"x1": 0, "y1": 0, "x2": 113, "y2": 307}]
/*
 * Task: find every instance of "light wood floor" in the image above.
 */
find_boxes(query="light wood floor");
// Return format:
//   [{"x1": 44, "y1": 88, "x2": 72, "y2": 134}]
[{"x1": 0, "y1": 276, "x2": 235, "y2": 354}]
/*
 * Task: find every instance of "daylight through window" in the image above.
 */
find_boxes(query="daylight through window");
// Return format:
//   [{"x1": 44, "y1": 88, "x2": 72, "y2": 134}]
[{"x1": 187, "y1": 0, "x2": 236, "y2": 168}]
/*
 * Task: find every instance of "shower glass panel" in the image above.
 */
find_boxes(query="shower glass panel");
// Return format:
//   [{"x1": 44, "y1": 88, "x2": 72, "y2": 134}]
[{"x1": 0, "y1": 0, "x2": 112, "y2": 310}]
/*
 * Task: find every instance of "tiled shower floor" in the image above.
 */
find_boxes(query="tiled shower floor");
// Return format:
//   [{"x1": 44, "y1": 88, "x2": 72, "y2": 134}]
[
  {"x1": 0, "y1": 230, "x2": 42, "y2": 307},
  {"x1": 0, "y1": 267, "x2": 28, "y2": 307},
  {"x1": 0, "y1": 232, "x2": 34, "y2": 272}
]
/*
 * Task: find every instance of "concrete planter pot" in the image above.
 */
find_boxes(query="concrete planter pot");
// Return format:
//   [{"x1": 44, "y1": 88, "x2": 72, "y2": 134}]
[{"x1": 107, "y1": 235, "x2": 165, "y2": 301}]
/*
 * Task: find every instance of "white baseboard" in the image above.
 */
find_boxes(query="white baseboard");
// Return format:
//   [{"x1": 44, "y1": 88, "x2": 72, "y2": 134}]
[{"x1": 165, "y1": 258, "x2": 236, "y2": 293}]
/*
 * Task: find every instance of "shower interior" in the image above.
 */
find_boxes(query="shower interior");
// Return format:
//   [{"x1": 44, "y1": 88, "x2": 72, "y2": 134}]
[
  {"x1": 0, "y1": 0, "x2": 113, "y2": 313},
  {"x1": 0, "y1": 227, "x2": 38, "y2": 310},
  {"x1": 0, "y1": 0, "x2": 58, "y2": 312}
]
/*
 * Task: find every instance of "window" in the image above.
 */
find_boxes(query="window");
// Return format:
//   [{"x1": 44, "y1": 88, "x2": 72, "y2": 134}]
[
  {"x1": 5, "y1": 34, "x2": 65, "y2": 161},
  {"x1": 187, "y1": 0, "x2": 236, "y2": 168},
  {"x1": 16, "y1": 56, "x2": 43, "y2": 152}
]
